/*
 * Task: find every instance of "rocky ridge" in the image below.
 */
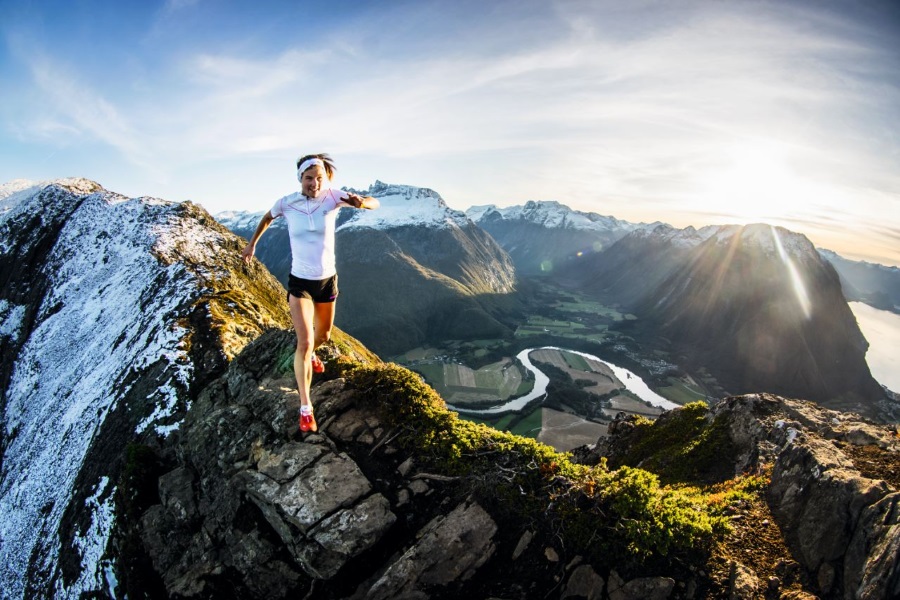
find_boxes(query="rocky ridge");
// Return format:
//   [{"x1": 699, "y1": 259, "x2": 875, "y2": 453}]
[
  {"x1": 590, "y1": 394, "x2": 900, "y2": 599},
  {"x1": 135, "y1": 328, "x2": 900, "y2": 599},
  {"x1": 133, "y1": 331, "x2": 703, "y2": 599},
  {"x1": 0, "y1": 178, "x2": 312, "y2": 598}
]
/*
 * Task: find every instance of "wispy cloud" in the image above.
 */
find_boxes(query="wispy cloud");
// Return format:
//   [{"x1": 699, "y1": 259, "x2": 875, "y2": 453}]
[
  {"x1": 13, "y1": 51, "x2": 158, "y2": 176},
  {"x1": 1, "y1": 0, "x2": 897, "y2": 264}
]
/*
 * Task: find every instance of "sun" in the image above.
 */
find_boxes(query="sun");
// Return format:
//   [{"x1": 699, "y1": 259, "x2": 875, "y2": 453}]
[{"x1": 698, "y1": 141, "x2": 809, "y2": 224}]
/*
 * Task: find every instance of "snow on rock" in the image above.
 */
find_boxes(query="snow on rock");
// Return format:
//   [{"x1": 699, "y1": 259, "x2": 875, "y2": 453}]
[
  {"x1": 65, "y1": 477, "x2": 117, "y2": 597},
  {"x1": 339, "y1": 181, "x2": 469, "y2": 231},
  {"x1": 0, "y1": 299, "x2": 27, "y2": 342},
  {"x1": 215, "y1": 209, "x2": 265, "y2": 232},
  {"x1": 466, "y1": 200, "x2": 647, "y2": 233},
  {"x1": 0, "y1": 179, "x2": 246, "y2": 599}
]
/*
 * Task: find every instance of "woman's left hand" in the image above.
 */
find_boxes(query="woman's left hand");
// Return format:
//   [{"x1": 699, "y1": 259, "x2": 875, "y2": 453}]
[{"x1": 346, "y1": 193, "x2": 378, "y2": 210}]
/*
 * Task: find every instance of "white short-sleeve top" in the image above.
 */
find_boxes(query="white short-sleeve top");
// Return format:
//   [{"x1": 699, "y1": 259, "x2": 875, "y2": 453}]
[{"x1": 269, "y1": 188, "x2": 351, "y2": 280}]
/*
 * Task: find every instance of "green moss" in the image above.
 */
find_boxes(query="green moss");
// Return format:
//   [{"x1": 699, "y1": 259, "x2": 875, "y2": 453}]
[
  {"x1": 337, "y1": 361, "x2": 729, "y2": 566},
  {"x1": 614, "y1": 401, "x2": 737, "y2": 484}
]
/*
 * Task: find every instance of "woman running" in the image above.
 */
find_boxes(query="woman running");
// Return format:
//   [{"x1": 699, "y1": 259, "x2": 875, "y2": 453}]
[{"x1": 241, "y1": 153, "x2": 379, "y2": 431}]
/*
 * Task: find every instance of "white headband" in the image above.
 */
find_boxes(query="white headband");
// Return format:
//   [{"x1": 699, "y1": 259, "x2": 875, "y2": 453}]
[{"x1": 297, "y1": 158, "x2": 324, "y2": 175}]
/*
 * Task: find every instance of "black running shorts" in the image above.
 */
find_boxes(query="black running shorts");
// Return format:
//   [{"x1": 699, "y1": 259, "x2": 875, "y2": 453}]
[{"x1": 287, "y1": 274, "x2": 339, "y2": 304}]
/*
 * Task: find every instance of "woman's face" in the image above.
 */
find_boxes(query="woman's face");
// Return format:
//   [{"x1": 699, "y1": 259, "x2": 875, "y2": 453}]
[{"x1": 301, "y1": 164, "x2": 328, "y2": 197}]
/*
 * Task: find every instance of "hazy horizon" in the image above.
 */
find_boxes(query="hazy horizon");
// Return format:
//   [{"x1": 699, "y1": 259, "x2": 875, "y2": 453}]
[{"x1": 2, "y1": 0, "x2": 898, "y2": 266}]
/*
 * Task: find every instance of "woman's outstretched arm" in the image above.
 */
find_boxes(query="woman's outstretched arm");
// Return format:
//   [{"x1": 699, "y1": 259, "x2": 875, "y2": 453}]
[{"x1": 241, "y1": 211, "x2": 275, "y2": 263}]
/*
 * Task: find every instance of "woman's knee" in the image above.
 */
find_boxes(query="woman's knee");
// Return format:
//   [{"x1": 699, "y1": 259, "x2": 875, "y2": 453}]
[{"x1": 316, "y1": 327, "x2": 332, "y2": 345}]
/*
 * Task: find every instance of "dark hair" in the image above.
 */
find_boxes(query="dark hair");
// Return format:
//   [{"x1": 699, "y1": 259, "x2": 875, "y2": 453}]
[{"x1": 296, "y1": 153, "x2": 336, "y2": 179}]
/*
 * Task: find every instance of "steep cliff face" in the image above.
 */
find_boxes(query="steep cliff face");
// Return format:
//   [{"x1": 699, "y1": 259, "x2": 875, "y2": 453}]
[
  {"x1": 0, "y1": 180, "x2": 291, "y2": 598},
  {"x1": 639, "y1": 225, "x2": 885, "y2": 415}
]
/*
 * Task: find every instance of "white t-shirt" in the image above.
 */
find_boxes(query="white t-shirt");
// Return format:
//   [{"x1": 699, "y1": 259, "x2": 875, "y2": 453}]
[{"x1": 269, "y1": 188, "x2": 351, "y2": 279}]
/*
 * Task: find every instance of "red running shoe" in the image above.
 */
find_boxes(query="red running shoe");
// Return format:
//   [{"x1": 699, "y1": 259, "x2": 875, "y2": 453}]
[
  {"x1": 299, "y1": 406, "x2": 317, "y2": 432},
  {"x1": 311, "y1": 353, "x2": 325, "y2": 374}
]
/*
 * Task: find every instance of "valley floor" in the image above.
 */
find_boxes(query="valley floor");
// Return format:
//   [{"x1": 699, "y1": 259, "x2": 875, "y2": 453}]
[{"x1": 392, "y1": 280, "x2": 713, "y2": 451}]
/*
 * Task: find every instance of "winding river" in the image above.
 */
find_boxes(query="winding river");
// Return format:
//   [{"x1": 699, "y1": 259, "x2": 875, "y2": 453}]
[{"x1": 449, "y1": 346, "x2": 680, "y2": 415}]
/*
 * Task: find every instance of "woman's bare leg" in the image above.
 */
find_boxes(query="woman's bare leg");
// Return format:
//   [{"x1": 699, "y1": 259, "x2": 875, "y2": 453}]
[
  {"x1": 289, "y1": 294, "x2": 316, "y2": 407},
  {"x1": 313, "y1": 301, "x2": 336, "y2": 350}
]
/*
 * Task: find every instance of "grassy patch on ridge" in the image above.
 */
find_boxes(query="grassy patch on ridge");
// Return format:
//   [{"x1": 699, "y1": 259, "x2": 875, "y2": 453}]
[{"x1": 329, "y1": 358, "x2": 731, "y2": 567}]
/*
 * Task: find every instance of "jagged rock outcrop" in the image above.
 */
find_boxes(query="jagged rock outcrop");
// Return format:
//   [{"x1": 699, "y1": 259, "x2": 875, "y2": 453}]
[
  {"x1": 592, "y1": 394, "x2": 900, "y2": 599},
  {"x1": 136, "y1": 330, "x2": 503, "y2": 599}
]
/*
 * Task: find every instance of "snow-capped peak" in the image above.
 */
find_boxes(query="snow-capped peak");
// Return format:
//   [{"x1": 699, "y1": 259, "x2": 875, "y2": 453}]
[
  {"x1": 466, "y1": 200, "x2": 645, "y2": 233},
  {"x1": 712, "y1": 223, "x2": 817, "y2": 259},
  {"x1": 627, "y1": 222, "x2": 716, "y2": 248},
  {"x1": 215, "y1": 209, "x2": 265, "y2": 232},
  {"x1": 337, "y1": 181, "x2": 470, "y2": 231},
  {"x1": 216, "y1": 182, "x2": 472, "y2": 233},
  {"x1": 0, "y1": 178, "x2": 103, "y2": 215}
]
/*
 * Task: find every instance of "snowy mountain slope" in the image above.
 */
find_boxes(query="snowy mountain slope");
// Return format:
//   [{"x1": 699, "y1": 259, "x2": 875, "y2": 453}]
[
  {"x1": 466, "y1": 200, "x2": 655, "y2": 275},
  {"x1": 340, "y1": 180, "x2": 470, "y2": 230},
  {"x1": 0, "y1": 179, "x2": 290, "y2": 598}
]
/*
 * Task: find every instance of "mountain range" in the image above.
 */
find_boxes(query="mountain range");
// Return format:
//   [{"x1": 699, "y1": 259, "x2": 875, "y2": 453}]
[
  {"x1": 466, "y1": 204, "x2": 892, "y2": 418},
  {"x1": 1, "y1": 178, "x2": 898, "y2": 598},
  {"x1": 465, "y1": 200, "x2": 653, "y2": 275},
  {"x1": 609, "y1": 224, "x2": 882, "y2": 413},
  {"x1": 221, "y1": 188, "x2": 891, "y2": 418}
]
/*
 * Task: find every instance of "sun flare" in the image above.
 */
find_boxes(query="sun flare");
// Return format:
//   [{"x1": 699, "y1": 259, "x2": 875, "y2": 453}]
[{"x1": 698, "y1": 142, "x2": 812, "y2": 224}]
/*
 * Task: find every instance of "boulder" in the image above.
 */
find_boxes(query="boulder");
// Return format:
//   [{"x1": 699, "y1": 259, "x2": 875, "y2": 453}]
[
  {"x1": 562, "y1": 564, "x2": 604, "y2": 600},
  {"x1": 359, "y1": 499, "x2": 498, "y2": 600}
]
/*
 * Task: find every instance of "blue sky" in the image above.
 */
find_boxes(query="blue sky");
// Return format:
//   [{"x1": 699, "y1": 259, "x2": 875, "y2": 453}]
[{"x1": 2, "y1": 0, "x2": 899, "y2": 265}]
